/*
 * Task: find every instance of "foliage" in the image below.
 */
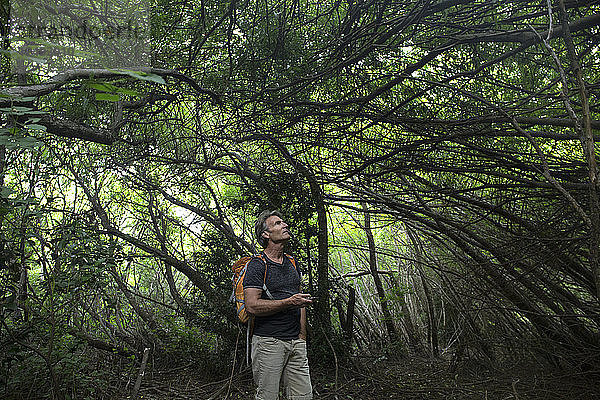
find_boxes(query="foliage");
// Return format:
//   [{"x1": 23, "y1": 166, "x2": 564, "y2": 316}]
[{"x1": 2, "y1": 0, "x2": 600, "y2": 397}]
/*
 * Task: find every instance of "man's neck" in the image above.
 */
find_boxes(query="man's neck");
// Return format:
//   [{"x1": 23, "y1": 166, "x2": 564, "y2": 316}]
[{"x1": 263, "y1": 243, "x2": 286, "y2": 263}]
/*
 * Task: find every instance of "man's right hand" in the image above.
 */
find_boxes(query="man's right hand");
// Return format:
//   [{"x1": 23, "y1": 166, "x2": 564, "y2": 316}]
[{"x1": 287, "y1": 293, "x2": 313, "y2": 307}]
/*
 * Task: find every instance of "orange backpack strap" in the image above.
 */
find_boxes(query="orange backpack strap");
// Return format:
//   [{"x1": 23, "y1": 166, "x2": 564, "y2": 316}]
[
  {"x1": 284, "y1": 253, "x2": 302, "y2": 290},
  {"x1": 284, "y1": 253, "x2": 297, "y2": 270}
]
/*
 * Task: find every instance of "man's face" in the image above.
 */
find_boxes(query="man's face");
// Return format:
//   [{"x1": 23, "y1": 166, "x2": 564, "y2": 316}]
[{"x1": 263, "y1": 215, "x2": 291, "y2": 245}]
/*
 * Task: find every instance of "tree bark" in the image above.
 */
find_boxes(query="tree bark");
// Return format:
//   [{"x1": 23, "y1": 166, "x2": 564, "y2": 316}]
[
  {"x1": 0, "y1": 0, "x2": 10, "y2": 82},
  {"x1": 345, "y1": 285, "x2": 356, "y2": 342},
  {"x1": 362, "y1": 202, "x2": 398, "y2": 343},
  {"x1": 393, "y1": 251, "x2": 422, "y2": 354},
  {"x1": 108, "y1": 259, "x2": 166, "y2": 345},
  {"x1": 406, "y1": 228, "x2": 439, "y2": 356},
  {"x1": 147, "y1": 193, "x2": 193, "y2": 319},
  {"x1": 557, "y1": 0, "x2": 600, "y2": 302},
  {"x1": 132, "y1": 347, "x2": 151, "y2": 399}
]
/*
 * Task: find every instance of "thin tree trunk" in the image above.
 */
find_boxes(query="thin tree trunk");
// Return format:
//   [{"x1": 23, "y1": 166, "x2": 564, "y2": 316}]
[
  {"x1": 305, "y1": 215, "x2": 314, "y2": 295},
  {"x1": 406, "y1": 228, "x2": 439, "y2": 357},
  {"x1": 132, "y1": 347, "x2": 151, "y2": 399},
  {"x1": 16, "y1": 157, "x2": 38, "y2": 322},
  {"x1": 557, "y1": 0, "x2": 600, "y2": 301},
  {"x1": 354, "y1": 276, "x2": 384, "y2": 347},
  {"x1": 418, "y1": 266, "x2": 439, "y2": 357},
  {"x1": 345, "y1": 285, "x2": 356, "y2": 342},
  {"x1": 0, "y1": 0, "x2": 10, "y2": 83},
  {"x1": 147, "y1": 193, "x2": 192, "y2": 319},
  {"x1": 393, "y1": 251, "x2": 422, "y2": 354},
  {"x1": 107, "y1": 248, "x2": 166, "y2": 345},
  {"x1": 362, "y1": 202, "x2": 398, "y2": 343},
  {"x1": 439, "y1": 273, "x2": 495, "y2": 364},
  {"x1": 335, "y1": 285, "x2": 356, "y2": 343},
  {"x1": 0, "y1": 0, "x2": 6, "y2": 261},
  {"x1": 330, "y1": 263, "x2": 367, "y2": 349},
  {"x1": 308, "y1": 170, "x2": 330, "y2": 333}
]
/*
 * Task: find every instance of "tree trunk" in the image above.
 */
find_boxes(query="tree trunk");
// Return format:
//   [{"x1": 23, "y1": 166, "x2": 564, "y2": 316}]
[
  {"x1": 557, "y1": 0, "x2": 600, "y2": 302},
  {"x1": 393, "y1": 252, "x2": 422, "y2": 354},
  {"x1": 107, "y1": 243, "x2": 166, "y2": 345},
  {"x1": 148, "y1": 193, "x2": 192, "y2": 319},
  {"x1": 362, "y1": 202, "x2": 398, "y2": 344},
  {"x1": 406, "y1": 227, "x2": 439, "y2": 357},
  {"x1": 307, "y1": 170, "x2": 331, "y2": 333},
  {"x1": 345, "y1": 285, "x2": 356, "y2": 342}
]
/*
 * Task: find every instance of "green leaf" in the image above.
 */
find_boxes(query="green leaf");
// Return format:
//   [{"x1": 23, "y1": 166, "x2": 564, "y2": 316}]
[
  {"x1": 22, "y1": 111, "x2": 48, "y2": 115},
  {"x1": 1, "y1": 294, "x2": 17, "y2": 312},
  {"x1": 0, "y1": 106, "x2": 32, "y2": 115},
  {"x1": 0, "y1": 133, "x2": 42, "y2": 149},
  {"x1": 26, "y1": 124, "x2": 47, "y2": 131},
  {"x1": 17, "y1": 136, "x2": 43, "y2": 149},
  {"x1": 0, "y1": 107, "x2": 47, "y2": 116},
  {"x1": 0, "y1": 49, "x2": 47, "y2": 64},
  {"x1": 87, "y1": 82, "x2": 120, "y2": 92},
  {"x1": 113, "y1": 69, "x2": 166, "y2": 84},
  {"x1": 95, "y1": 93, "x2": 121, "y2": 101},
  {"x1": 0, "y1": 135, "x2": 17, "y2": 148},
  {"x1": 115, "y1": 87, "x2": 142, "y2": 97},
  {"x1": 88, "y1": 82, "x2": 141, "y2": 97},
  {"x1": 1, "y1": 186, "x2": 14, "y2": 198},
  {"x1": 0, "y1": 95, "x2": 39, "y2": 102}
]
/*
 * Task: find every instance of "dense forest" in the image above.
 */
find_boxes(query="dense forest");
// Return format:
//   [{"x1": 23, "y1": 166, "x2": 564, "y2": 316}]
[{"x1": 1, "y1": 0, "x2": 600, "y2": 398}]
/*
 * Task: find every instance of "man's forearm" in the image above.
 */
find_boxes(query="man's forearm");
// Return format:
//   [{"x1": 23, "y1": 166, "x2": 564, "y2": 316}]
[
  {"x1": 248, "y1": 297, "x2": 291, "y2": 316},
  {"x1": 245, "y1": 289, "x2": 312, "y2": 316}
]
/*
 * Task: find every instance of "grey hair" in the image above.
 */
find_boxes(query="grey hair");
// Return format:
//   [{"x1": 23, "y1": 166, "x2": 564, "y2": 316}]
[{"x1": 255, "y1": 210, "x2": 283, "y2": 248}]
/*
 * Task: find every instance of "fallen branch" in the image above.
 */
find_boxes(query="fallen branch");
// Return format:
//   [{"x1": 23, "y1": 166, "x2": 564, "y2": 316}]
[{"x1": 132, "y1": 347, "x2": 151, "y2": 400}]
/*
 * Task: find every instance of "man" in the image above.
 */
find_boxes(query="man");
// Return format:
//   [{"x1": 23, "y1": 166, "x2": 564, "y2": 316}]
[{"x1": 243, "y1": 210, "x2": 314, "y2": 400}]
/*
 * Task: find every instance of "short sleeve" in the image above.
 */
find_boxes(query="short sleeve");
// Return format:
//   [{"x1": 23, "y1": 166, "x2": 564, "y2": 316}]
[{"x1": 243, "y1": 257, "x2": 266, "y2": 289}]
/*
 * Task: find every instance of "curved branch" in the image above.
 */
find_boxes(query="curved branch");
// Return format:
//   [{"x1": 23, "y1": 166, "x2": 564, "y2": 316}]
[
  {"x1": 1, "y1": 68, "x2": 221, "y2": 105},
  {"x1": 40, "y1": 115, "x2": 114, "y2": 145}
]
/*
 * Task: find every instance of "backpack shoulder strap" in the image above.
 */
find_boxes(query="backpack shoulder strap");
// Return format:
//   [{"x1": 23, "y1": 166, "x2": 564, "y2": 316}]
[
  {"x1": 254, "y1": 253, "x2": 274, "y2": 300},
  {"x1": 284, "y1": 253, "x2": 297, "y2": 269},
  {"x1": 284, "y1": 253, "x2": 302, "y2": 290}
]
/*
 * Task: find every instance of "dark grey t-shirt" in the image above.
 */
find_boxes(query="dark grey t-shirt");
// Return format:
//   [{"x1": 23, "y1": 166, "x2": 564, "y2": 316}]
[{"x1": 243, "y1": 253, "x2": 301, "y2": 340}]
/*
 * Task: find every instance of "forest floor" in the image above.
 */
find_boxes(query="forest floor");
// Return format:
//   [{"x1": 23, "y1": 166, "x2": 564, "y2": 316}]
[{"x1": 134, "y1": 356, "x2": 599, "y2": 400}]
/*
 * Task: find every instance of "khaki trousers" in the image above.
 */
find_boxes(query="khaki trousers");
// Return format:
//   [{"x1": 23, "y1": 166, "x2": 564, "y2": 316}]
[{"x1": 251, "y1": 336, "x2": 313, "y2": 400}]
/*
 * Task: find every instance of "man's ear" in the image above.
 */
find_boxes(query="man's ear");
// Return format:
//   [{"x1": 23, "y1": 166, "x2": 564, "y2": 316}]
[{"x1": 261, "y1": 230, "x2": 270, "y2": 241}]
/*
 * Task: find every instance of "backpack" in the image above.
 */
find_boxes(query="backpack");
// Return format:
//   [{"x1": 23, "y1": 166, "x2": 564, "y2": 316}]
[{"x1": 231, "y1": 253, "x2": 297, "y2": 323}]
